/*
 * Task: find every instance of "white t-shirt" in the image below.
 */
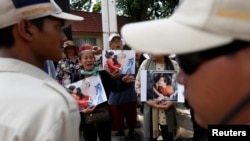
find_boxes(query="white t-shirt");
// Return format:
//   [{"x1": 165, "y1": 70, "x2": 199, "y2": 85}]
[{"x1": 0, "y1": 58, "x2": 80, "y2": 141}]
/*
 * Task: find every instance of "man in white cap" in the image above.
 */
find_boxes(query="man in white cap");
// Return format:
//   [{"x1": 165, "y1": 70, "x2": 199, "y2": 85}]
[
  {"x1": 0, "y1": 0, "x2": 83, "y2": 141},
  {"x1": 122, "y1": 0, "x2": 250, "y2": 139}
]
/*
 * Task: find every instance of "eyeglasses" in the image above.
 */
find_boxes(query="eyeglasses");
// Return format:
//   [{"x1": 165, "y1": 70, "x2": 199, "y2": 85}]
[{"x1": 176, "y1": 40, "x2": 250, "y2": 75}]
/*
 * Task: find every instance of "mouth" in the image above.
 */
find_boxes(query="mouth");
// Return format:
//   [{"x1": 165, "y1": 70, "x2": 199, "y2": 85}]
[
  {"x1": 86, "y1": 63, "x2": 94, "y2": 67},
  {"x1": 116, "y1": 46, "x2": 121, "y2": 49}
]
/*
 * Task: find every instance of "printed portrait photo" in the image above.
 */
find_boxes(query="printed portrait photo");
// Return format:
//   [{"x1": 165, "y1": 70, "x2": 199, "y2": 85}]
[
  {"x1": 102, "y1": 50, "x2": 135, "y2": 74},
  {"x1": 66, "y1": 75, "x2": 107, "y2": 110},
  {"x1": 140, "y1": 70, "x2": 184, "y2": 102}
]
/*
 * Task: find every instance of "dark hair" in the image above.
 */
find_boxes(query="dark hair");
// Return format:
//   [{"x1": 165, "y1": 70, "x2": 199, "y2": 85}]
[
  {"x1": 105, "y1": 51, "x2": 114, "y2": 58},
  {"x1": 76, "y1": 87, "x2": 84, "y2": 99},
  {"x1": 113, "y1": 55, "x2": 119, "y2": 65},
  {"x1": 0, "y1": 16, "x2": 50, "y2": 48},
  {"x1": 0, "y1": 25, "x2": 15, "y2": 47},
  {"x1": 67, "y1": 85, "x2": 76, "y2": 94},
  {"x1": 153, "y1": 73, "x2": 171, "y2": 85}
]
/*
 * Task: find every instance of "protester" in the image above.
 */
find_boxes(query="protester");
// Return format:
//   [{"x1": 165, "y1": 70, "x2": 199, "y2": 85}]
[
  {"x1": 79, "y1": 43, "x2": 103, "y2": 69},
  {"x1": 71, "y1": 48, "x2": 134, "y2": 141},
  {"x1": 135, "y1": 54, "x2": 178, "y2": 141},
  {"x1": 122, "y1": 0, "x2": 250, "y2": 139},
  {"x1": 108, "y1": 33, "x2": 141, "y2": 141},
  {"x1": 56, "y1": 40, "x2": 81, "y2": 86},
  {"x1": 0, "y1": 0, "x2": 83, "y2": 141}
]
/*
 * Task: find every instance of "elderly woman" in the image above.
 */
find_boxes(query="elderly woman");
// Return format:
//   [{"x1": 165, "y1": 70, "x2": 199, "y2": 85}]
[
  {"x1": 72, "y1": 47, "x2": 134, "y2": 141},
  {"x1": 56, "y1": 40, "x2": 81, "y2": 86}
]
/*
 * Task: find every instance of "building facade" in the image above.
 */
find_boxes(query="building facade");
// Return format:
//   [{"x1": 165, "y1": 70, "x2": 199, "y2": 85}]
[{"x1": 70, "y1": 10, "x2": 132, "y2": 49}]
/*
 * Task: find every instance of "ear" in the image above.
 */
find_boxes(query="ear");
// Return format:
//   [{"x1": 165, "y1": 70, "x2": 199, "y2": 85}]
[{"x1": 16, "y1": 19, "x2": 34, "y2": 41}]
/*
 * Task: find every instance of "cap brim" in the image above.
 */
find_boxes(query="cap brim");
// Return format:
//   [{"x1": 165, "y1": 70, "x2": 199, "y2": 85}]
[
  {"x1": 109, "y1": 35, "x2": 121, "y2": 42},
  {"x1": 121, "y1": 18, "x2": 233, "y2": 54},
  {"x1": 51, "y1": 12, "x2": 83, "y2": 29}
]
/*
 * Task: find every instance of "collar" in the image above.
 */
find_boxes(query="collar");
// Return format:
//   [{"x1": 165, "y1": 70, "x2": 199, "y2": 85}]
[
  {"x1": 0, "y1": 58, "x2": 54, "y2": 81},
  {"x1": 80, "y1": 67, "x2": 102, "y2": 76}
]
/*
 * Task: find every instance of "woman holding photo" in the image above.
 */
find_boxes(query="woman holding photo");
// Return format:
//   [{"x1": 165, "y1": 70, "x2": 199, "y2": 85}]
[
  {"x1": 71, "y1": 48, "x2": 134, "y2": 141},
  {"x1": 135, "y1": 54, "x2": 179, "y2": 141}
]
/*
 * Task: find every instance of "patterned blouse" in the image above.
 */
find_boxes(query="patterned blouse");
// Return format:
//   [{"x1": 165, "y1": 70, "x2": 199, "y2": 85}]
[{"x1": 56, "y1": 56, "x2": 81, "y2": 87}]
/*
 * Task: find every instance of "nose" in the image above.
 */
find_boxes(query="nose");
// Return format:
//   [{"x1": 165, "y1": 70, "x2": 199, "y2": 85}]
[
  {"x1": 61, "y1": 31, "x2": 67, "y2": 43},
  {"x1": 176, "y1": 69, "x2": 186, "y2": 85},
  {"x1": 87, "y1": 58, "x2": 92, "y2": 61}
]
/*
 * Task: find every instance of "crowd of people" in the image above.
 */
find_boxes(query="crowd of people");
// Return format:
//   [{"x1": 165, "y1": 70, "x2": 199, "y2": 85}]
[
  {"x1": 1, "y1": 0, "x2": 249, "y2": 141},
  {"x1": 51, "y1": 34, "x2": 202, "y2": 141}
]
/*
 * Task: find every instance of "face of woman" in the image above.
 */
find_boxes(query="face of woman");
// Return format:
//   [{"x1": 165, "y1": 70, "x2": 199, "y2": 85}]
[
  {"x1": 110, "y1": 37, "x2": 124, "y2": 50},
  {"x1": 151, "y1": 54, "x2": 165, "y2": 63},
  {"x1": 80, "y1": 50, "x2": 95, "y2": 71},
  {"x1": 158, "y1": 77, "x2": 166, "y2": 86},
  {"x1": 64, "y1": 46, "x2": 75, "y2": 56}
]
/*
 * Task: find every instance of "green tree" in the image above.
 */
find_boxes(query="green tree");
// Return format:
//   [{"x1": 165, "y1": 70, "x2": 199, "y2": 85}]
[
  {"x1": 70, "y1": 0, "x2": 92, "y2": 11},
  {"x1": 116, "y1": 0, "x2": 179, "y2": 21},
  {"x1": 92, "y1": 1, "x2": 101, "y2": 13},
  {"x1": 70, "y1": 0, "x2": 179, "y2": 21}
]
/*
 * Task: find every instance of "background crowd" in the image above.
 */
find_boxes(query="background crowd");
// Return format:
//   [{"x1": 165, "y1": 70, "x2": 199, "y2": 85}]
[{"x1": 46, "y1": 34, "x2": 202, "y2": 141}]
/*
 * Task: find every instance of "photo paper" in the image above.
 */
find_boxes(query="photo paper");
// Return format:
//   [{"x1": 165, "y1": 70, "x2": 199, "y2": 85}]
[{"x1": 141, "y1": 70, "x2": 184, "y2": 102}]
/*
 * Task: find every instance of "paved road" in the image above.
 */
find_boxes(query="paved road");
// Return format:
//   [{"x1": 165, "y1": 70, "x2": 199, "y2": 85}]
[{"x1": 111, "y1": 103, "x2": 194, "y2": 141}]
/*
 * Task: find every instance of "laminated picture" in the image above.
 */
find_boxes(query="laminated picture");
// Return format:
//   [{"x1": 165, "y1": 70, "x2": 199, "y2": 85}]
[
  {"x1": 102, "y1": 50, "x2": 135, "y2": 74},
  {"x1": 66, "y1": 75, "x2": 107, "y2": 111},
  {"x1": 140, "y1": 70, "x2": 184, "y2": 102}
]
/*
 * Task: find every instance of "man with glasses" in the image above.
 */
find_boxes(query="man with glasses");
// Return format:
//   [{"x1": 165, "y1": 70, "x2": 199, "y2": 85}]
[{"x1": 121, "y1": 0, "x2": 250, "y2": 139}]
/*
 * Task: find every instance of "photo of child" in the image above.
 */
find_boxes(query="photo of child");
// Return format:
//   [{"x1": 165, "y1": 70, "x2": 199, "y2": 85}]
[
  {"x1": 66, "y1": 75, "x2": 108, "y2": 111},
  {"x1": 140, "y1": 70, "x2": 182, "y2": 102},
  {"x1": 153, "y1": 73, "x2": 173, "y2": 97},
  {"x1": 104, "y1": 50, "x2": 121, "y2": 73},
  {"x1": 103, "y1": 50, "x2": 135, "y2": 74}
]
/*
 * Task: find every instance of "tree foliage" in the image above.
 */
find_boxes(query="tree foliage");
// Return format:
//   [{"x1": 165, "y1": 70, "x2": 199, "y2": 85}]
[
  {"x1": 116, "y1": 0, "x2": 179, "y2": 21},
  {"x1": 70, "y1": 0, "x2": 92, "y2": 11},
  {"x1": 70, "y1": 0, "x2": 179, "y2": 21},
  {"x1": 92, "y1": 1, "x2": 101, "y2": 13}
]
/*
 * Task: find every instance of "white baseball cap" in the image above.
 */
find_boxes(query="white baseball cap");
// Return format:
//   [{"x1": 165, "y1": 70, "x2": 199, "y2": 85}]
[
  {"x1": 121, "y1": 0, "x2": 250, "y2": 54},
  {"x1": 0, "y1": 0, "x2": 83, "y2": 29},
  {"x1": 108, "y1": 33, "x2": 121, "y2": 43}
]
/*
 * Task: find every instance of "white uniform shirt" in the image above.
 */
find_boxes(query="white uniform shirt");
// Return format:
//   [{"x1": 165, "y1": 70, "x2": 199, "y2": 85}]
[{"x1": 0, "y1": 58, "x2": 80, "y2": 141}]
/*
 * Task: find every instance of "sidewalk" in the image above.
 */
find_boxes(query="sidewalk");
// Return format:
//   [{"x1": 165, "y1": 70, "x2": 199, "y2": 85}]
[
  {"x1": 111, "y1": 104, "x2": 194, "y2": 141},
  {"x1": 111, "y1": 111, "x2": 143, "y2": 141}
]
